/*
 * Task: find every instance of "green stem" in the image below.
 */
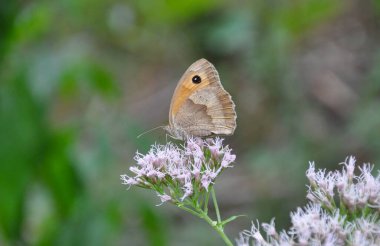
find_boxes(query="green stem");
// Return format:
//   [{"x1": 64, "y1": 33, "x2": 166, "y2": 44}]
[
  {"x1": 211, "y1": 187, "x2": 221, "y2": 224},
  {"x1": 177, "y1": 204, "x2": 202, "y2": 218},
  {"x1": 177, "y1": 194, "x2": 233, "y2": 245},
  {"x1": 204, "y1": 191, "x2": 210, "y2": 214},
  {"x1": 196, "y1": 207, "x2": 233, "y2": 246}
]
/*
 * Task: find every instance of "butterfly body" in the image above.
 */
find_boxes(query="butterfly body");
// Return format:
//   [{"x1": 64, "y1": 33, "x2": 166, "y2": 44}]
[{"x1": 165, "y1": 59, "x2": 236, "y2": 140}]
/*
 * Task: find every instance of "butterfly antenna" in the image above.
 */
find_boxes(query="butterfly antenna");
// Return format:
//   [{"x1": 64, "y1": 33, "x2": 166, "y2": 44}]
[{"x1": 137, "y1": 125, "x2": 166, "y2": 139}]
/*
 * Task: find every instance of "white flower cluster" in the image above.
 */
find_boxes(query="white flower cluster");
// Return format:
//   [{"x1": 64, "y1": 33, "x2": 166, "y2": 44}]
[
  {"x1": 307, "y1": 156, "x2": 380, "y2": 212},
  {"x1": 121, "y1": 137, "x2": 235, "y2": 204},
  {"x1": 236, "y1": 156, "x2": 380, "y2": 246}
]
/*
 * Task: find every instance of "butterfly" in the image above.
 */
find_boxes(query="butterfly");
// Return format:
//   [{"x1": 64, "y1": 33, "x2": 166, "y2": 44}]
[{"x1": 164, "y1": 58, "x2": 237, "y2": 140}]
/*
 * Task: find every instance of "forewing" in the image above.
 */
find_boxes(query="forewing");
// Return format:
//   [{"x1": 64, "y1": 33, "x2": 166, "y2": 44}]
[{"x1": 169, "y1": 59, "x2": 236, "y2": 137}]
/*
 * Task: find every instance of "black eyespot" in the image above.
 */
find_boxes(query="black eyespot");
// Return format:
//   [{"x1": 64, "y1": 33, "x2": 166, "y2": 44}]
[{"x1": 192, "y1": 75, "x2": 201, "y2": 84}]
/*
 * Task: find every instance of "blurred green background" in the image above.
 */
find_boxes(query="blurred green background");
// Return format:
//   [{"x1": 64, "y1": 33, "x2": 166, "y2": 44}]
[{"x1": 1, "y1": 0, "x2": 380, "y2": 245}]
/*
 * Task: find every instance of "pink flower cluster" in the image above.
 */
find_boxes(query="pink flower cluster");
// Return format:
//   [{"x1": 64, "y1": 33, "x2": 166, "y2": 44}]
[
  {"x1": 306, "y1": 156, "x2": 380, "y2": 212},
  {"x1": 121, "y1": 137, "x2": 235, "y2": 204},
  {"x1": 236, "y1": 156, "x2": 380, "y2": 246}
]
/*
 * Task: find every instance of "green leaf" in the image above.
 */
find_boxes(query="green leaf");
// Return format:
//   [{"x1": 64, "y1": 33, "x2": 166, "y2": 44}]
[
  {"x1": 220, "y1": 215, "x2": 246, "y2": 227},
  {"x1": 139, "y1": 204, "x2": 168, "y2": 246},
  {"x1": 39, "y1": 129, "x2": 83, "y2": 218},
  {"x1": 0, "y1": 74, "x2": 43, "y2": 240}
]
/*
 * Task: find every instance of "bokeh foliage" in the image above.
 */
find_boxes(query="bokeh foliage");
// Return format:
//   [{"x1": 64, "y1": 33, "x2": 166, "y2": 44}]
[{"x1": 1, "y1": 0, "x2": 380, "y2": 245}]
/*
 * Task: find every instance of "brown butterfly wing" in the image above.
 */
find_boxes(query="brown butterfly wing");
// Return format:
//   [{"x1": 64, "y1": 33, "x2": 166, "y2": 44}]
[{"x1": 168, "y1": 59, "x2": 236, "y2": 139}]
